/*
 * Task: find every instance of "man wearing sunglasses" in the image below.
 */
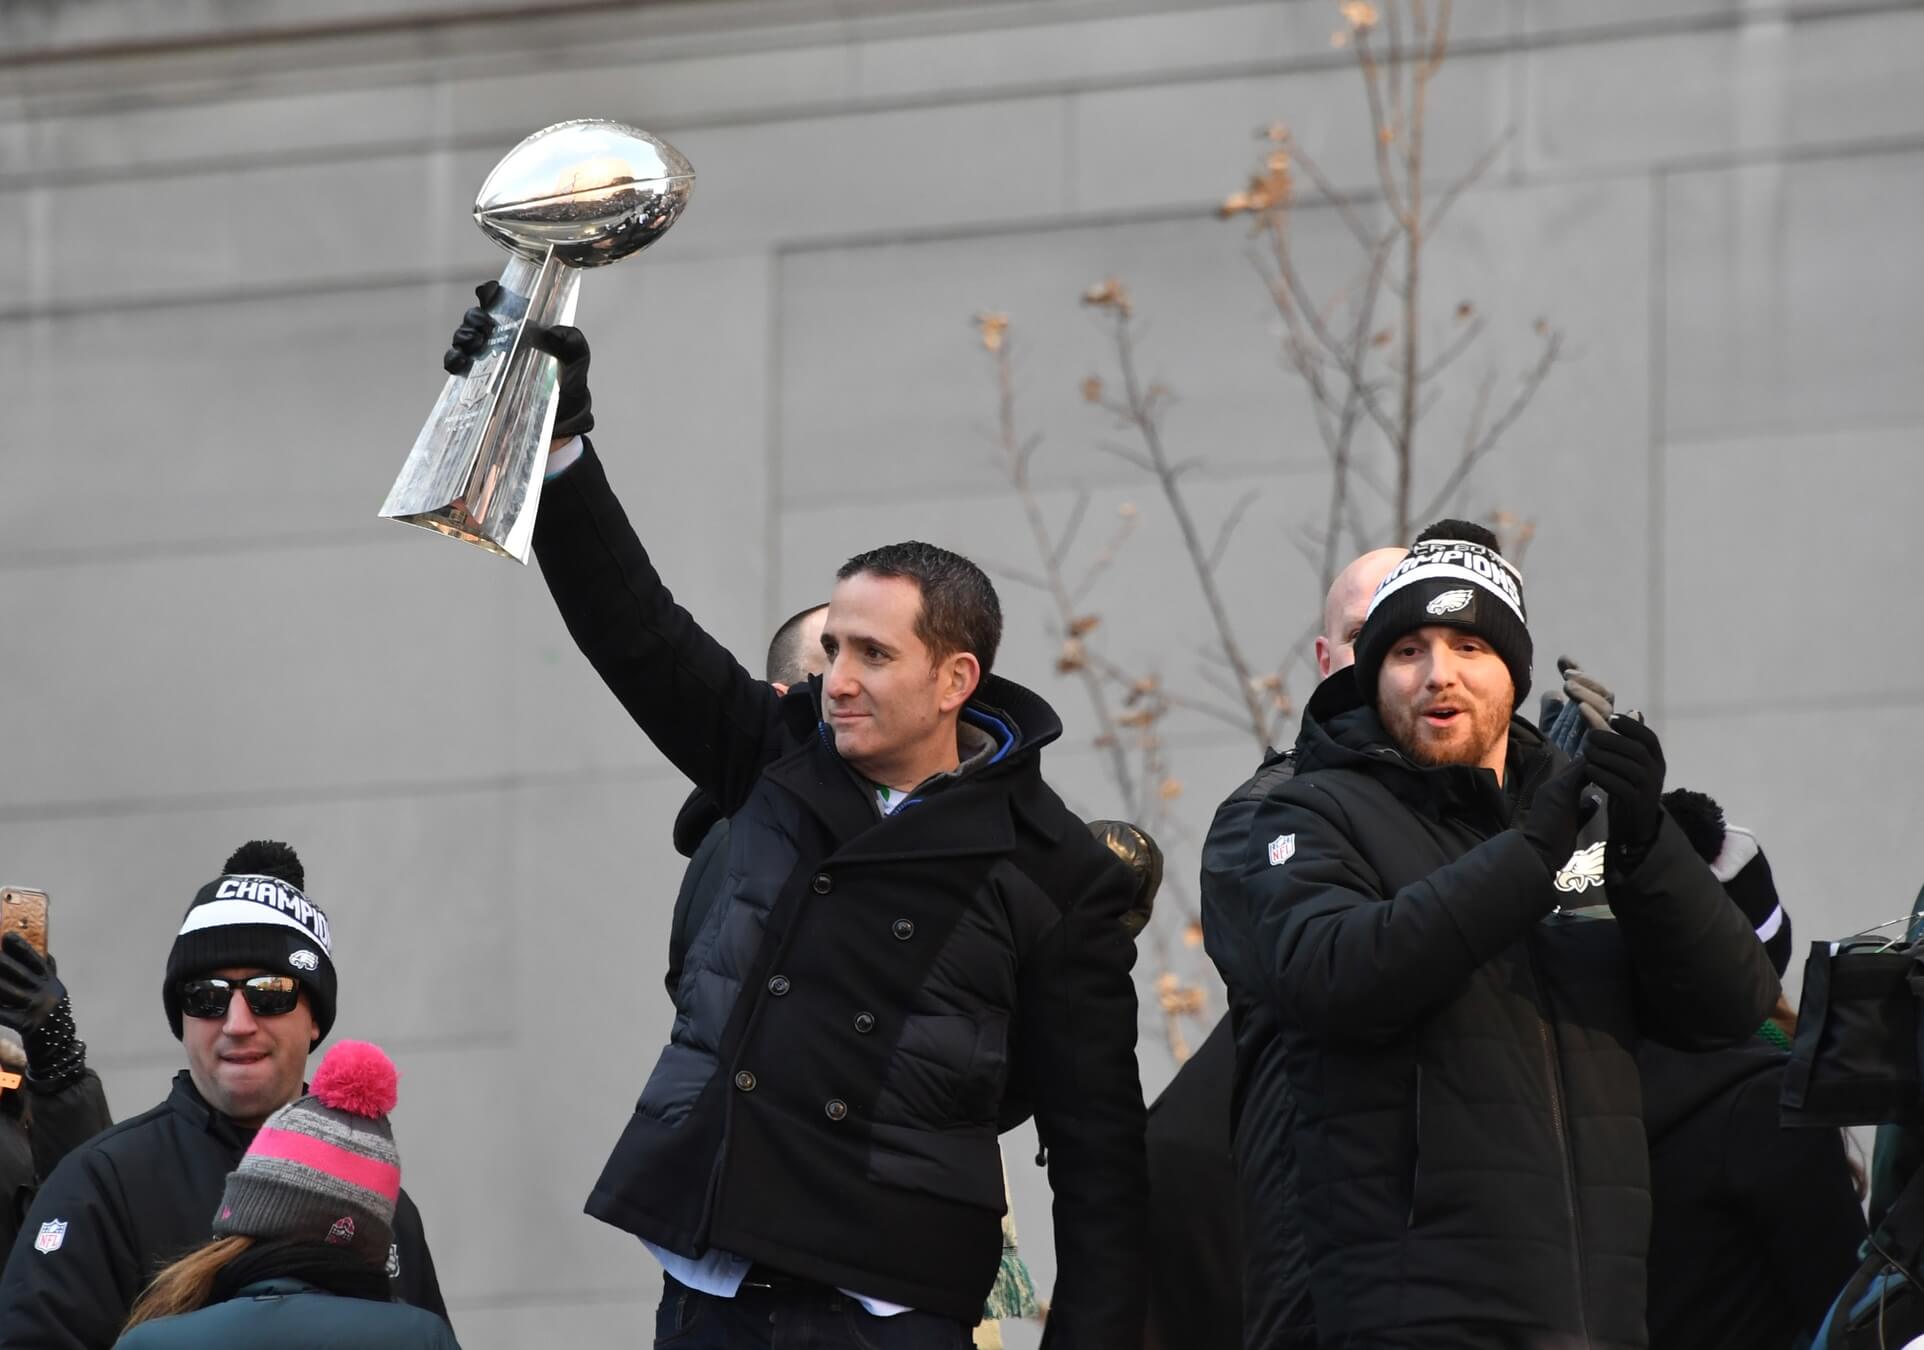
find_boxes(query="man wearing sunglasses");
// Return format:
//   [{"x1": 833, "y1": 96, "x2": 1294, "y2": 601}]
[{"x1": 0, "y1": 841, "x2": 448, "y2": 1350}]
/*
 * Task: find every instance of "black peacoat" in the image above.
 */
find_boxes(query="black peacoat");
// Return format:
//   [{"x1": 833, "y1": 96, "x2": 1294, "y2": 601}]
[{"x1": 532, "y1": 444, "x2": 1148, "y2": 1343}]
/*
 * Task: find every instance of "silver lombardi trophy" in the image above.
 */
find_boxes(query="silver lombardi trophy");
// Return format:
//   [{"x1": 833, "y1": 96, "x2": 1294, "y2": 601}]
[{"x1": 379, "y1": 120, "x2": 695, "y2": 562}]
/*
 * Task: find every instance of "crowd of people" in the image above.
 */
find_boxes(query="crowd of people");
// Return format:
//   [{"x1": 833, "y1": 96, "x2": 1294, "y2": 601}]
[{"x1": 0, "y1": 294, "x2": 1900, "y2": 1349}]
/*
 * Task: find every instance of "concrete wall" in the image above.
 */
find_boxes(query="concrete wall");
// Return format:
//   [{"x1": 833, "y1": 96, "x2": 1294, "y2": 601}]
[{"x1": 2, "y1": 1, "x2": 1920, "y2": 1343}]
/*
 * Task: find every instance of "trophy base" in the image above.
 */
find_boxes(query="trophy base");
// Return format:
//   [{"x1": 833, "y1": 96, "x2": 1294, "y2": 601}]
[{"x1": 380, "y1": 249, "x2": 581, "y2": 565}]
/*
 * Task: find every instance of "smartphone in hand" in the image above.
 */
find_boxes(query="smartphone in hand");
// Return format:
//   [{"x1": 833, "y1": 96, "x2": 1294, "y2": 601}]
[{"x1": 0, "y1": 887, "x2": 49, "y2": 956}]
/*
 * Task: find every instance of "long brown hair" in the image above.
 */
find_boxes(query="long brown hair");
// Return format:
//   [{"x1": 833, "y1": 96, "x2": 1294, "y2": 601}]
[{"x1": 122, "y1": 1235, "x2": 254, "y2": 1331}]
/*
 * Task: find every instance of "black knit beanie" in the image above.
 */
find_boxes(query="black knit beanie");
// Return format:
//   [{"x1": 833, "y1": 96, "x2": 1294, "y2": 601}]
[
  {"x1": 163, "y1": 841, "x2": 337, "y2": 1041},
  {"x1": 1664, "y1": 789, "x2": 1791, "y2": 978},
  {"x1": 1352, "y1": 529, "x2": 1533, "y2": 712}
]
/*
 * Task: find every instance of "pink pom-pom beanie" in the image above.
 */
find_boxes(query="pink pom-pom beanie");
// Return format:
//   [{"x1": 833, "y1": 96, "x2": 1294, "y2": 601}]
[{"x1": 211, "y1": 1039, "x2": 402, "y2": 1264}]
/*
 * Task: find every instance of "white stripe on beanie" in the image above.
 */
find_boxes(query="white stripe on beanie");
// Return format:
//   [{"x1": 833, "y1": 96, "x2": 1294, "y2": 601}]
[
  {"x1": 178, "y1": 890, "x2": 332, "y2": 956},
  {"x1": 1708, "y1": 825, "x2": 1761, "y2": 885},
  {"x1": 1367, "y1": 541, "x2": 1526, "y2": 624}
]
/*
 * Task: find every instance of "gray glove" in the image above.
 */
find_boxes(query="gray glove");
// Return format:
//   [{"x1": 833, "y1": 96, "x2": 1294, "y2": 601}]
[{"x1": 1540, "y1": 655, "x2": 1616, "y2": 757}]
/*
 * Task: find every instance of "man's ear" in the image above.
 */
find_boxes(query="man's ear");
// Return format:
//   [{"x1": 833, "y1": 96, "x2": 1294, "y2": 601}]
[{"x1": 939, "y1": 652, "x2": 981, "y2": 713}]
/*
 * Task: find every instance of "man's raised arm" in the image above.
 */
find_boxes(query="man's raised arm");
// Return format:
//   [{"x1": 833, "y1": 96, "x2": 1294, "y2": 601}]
[{"x1": 438, "y1": 305, "x2": 784, "y2": 813}]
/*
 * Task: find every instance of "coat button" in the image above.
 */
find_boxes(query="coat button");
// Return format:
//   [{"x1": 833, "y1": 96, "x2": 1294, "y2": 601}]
[
  {"x1": 825, "y1": 1099, "x2": 848, "y2": 1122},
  {"x1": 891, "y1": 918, "x2": 915, "y2": 941},
  {"x1": 812, "y1": 873, "x2": 832, "y2": 894},
  {"x1": 734, "y1": 1070, "x2": 756, "y2": 1092},
  {"x1": 767, "y1": 975, "x2": 791, "y2": 996},
  {"x1": 853, "y1": 1011, "x2": 876, "y2": 1034}
]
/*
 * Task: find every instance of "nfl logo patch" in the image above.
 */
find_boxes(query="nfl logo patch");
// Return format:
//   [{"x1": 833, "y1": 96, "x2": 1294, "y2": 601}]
[
  {"x1": 34, "y1": 1220, "x2": 67, "y2": 1254},
  {"x1": 1267, "y1": 834, "x2": 1296, "y2": 866}
]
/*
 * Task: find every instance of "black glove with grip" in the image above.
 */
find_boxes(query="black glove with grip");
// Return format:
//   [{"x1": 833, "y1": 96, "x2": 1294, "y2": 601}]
[
  {"x1": 441, "y1": 288, "x2": 594, "y2": 439},
  {"x1": 0, "y1": 933, "x2": 86, "y2": 1087},
  {"x1": 443, "y1": 280, "x2": 502, "y2": 375},
  {"x1": 1582, "y1": 714, "x2": 1667, "y2": 862},
  {"x1": 526, "y1": 323, "x2": 595, "y2": 439},
  {"x1": 0, "y1": 932, "x2": 63, "y2": 1034},
  {"x1": 1517, "y1": 758, "x2": 1594, "y2": 875}
]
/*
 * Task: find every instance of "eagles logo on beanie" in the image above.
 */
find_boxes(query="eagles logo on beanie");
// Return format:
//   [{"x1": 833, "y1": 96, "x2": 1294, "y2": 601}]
[
  {"x1": 1352, "y1": 520, "x2": 1533, "y2": 711},
  {"x1": 163, "y1": 840, "x2": 337, "y2": 1041}
]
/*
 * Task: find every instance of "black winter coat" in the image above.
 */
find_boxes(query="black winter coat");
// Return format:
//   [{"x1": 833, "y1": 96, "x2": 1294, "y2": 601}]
[
  {"x1": 1142, "y1": 1016, "x2": 1241, "y2": 1350},
  {"x1": 533, "y1": 445, "x2": 1148, "y2": 1342},
  {"x1": 112, "y1": 1277, "x2": 459, "y2": 1350},
  {"x1": 1641, "y1": 1039, "x2": 1865, "y2": 1350},
  {"x1": 1201, "y1": 745, "x2": 1315, "y2": 1350},
  {"x1": 0, "y1": 1073, "x2": 446, "y2": 1350},
  {"x1": 2, "y1": 1070, "x2": 111, "y2": 1253},
  {"x1": 1241, "y1": 671, "x2": 1778, "y2": 1349},
  {"x1": 665, "y1": 791, "x2": 728, "y2": 998}
]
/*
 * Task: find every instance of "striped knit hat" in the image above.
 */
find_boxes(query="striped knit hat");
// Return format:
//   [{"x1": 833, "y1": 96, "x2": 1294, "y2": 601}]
[
  {"x1": 212, "y1": 1040, "x2": 401, "y2": 1264},
  {"x1": 1353, "y1": 525, "x2": 1533, "y2": 711},
  {"x1": 164, "y1": 841, "x2": 337, "y2": 1041}
]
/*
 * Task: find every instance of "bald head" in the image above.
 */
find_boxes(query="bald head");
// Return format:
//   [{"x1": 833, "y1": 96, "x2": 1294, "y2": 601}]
[{"x1": 1316, "y1": 547, "x2": 1408, "y2": 679}]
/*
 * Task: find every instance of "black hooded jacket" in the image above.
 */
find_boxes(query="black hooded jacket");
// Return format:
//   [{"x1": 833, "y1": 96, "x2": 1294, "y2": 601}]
[
  {"x1": 1640, "y1": 1038, "x2": 1866, "y2": 1350},
  {"x1": 531, "y1": 444, "x2": 1148, "y2": 1343},
  {"x1": 1232, "y1": 670, "x2": 1778, "y2": 1348},
  {"x1": 1201, "y1": 745, "x2": 1315, "y2": 1350}
]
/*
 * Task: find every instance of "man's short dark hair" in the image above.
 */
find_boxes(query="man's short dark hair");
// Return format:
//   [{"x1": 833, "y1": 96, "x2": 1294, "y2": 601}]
[
  {"x1": 836, "y1": 541, "x2": 1002, "y2": 681},
  {"x1": 766, "y1": 604, "x2": 828, "y2": 686}
]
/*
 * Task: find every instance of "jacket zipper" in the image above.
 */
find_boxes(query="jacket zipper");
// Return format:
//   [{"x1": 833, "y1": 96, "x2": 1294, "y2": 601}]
[
  {"x1": 1406, "y1": 1064, "x2": 1422, "y2": 1227},
  {"x1": 1527, "y1": 943, "x2": 1590, "y2": 1345}
]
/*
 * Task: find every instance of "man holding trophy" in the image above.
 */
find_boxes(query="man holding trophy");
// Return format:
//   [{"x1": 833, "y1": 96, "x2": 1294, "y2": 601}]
[{"x1": 408, "y1": 123, "x2": 1149, "y2": 1350}]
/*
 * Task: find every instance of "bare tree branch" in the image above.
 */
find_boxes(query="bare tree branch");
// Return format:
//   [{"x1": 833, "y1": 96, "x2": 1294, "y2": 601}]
[
  {"x1": 1086, "y1": 303, "x2": 1274, "y2": 746},
  {"x1": 1409, "y1": 327, "x2": 1564, "y2": 526},
  {"x1": 1094, "y1": 439, "x2": 1158, "y2": 473},
  {"x1": 1416, "y1": 312, "x2": 1487, "y2": 384},
  {"x1": 1053, "y1": 489, "x2": 1092, "y2": 569},
  {"x1": 1353, "y1": 27, "x2": 1408, "y2": 224},
  {"x1": 979, "y1": 322, "x2": 1139, "y2": 804},
  {"x1": 1422, "y1": 130, "x2": 1509, "y2": 238},
  {"x1": 1208, "y1": 488, "x2": 1263, "y2": 572}
]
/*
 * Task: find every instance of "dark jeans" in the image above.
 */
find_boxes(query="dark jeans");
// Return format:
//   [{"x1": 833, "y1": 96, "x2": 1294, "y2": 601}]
[{"x1": 654, "y1": 1275, "x2": 973, "y2": 1349}]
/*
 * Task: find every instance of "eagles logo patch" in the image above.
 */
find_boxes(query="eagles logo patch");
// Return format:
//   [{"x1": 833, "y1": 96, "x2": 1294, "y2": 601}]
[
  {"x1": 1426, "y1": 587, "x2": 1475, "y2": 616},
  {"x1": 1554, "y1": 842, "x2": 1607, "y2": 894}
]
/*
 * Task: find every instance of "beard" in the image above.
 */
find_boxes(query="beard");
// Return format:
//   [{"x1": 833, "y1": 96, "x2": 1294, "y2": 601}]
[{"x1": 1380, "y1": 692, "x2": 1510, "y2": 770}]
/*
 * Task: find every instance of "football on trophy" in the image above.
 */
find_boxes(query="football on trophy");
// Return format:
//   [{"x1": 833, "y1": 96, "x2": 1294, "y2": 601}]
[{"x1": 473, "y1": 119, "x2": 695, "y2": 268}]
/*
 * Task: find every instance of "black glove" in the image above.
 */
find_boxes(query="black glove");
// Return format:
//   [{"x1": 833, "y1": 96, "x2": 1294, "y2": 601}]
[
  {"x1": 527, "y1": 323, "x2": 594, "y2": 439},
  {"x1": 1582, "y1": 714, "x2": 1667, "y2": 859},
  {"x1": 0, "y1": 934, "x2": 86, "y2": 1087},
  {"x1": 442, "y1": 288, "x2": 594, "y2": 438},
  {"x1": 1088, "y1": 820, "x2": 1164, "y2": 937},
  {"x1": 0, "y1": 933, "x2": 63, "y2": 1034},
  {"x1": 1517, "y1": 759, "x2": 1593, "y2": 874},
  {"x1": 442, "y1": 280, "x2": 501, "y2": 375}
]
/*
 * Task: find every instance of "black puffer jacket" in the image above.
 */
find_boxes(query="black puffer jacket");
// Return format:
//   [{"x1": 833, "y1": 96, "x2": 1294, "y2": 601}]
[
  {"x1": 1201, "y1": 745, "x2": 1314, "y2": 1350},
  {"x1": 534, "y1": 445, "x2": 1148, "y2": 1342},
  {"x1": 1241, "y1": 671, "x2": 1778, "y2": 1348}
]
